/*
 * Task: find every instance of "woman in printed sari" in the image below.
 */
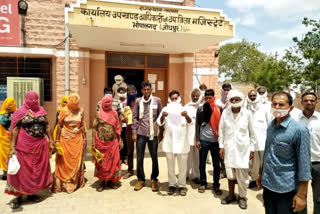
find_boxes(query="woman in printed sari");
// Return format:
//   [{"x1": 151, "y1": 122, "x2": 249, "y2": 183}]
[
  {"x1": 5, "y1": 91, "x2": 54, "y2": 209},
  {"x1": 52, "y1": 93, "x2": 87, "y2": 193},
  {"x1": 0, "y1": 97, "x2": 17, "y2": 180},
  {"x1": 92, "y1": 95, "x2": 122, "y2": 192},
  {"x1": 53, "y1": 96, "x2": 68, "y2": 141}
]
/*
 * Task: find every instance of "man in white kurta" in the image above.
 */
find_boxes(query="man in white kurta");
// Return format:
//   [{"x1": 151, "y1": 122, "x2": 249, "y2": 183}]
[
  {"x1": 245, "y1": 90, "x2": 272, "y2": 188},
  {"x1": 219, "y1": 90, "x2": 256, "y2": 210},
  {"x1": 157, "y1": 90, "x2": 193, "y2": 196},
  {"x1": 185, "y1": 88, "x2": 202, "y2": 184}
]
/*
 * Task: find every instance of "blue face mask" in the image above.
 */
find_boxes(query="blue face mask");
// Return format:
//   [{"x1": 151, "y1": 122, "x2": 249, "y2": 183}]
[{"x1": 127, "y1": 91, "x2": 137, "y2": 106}]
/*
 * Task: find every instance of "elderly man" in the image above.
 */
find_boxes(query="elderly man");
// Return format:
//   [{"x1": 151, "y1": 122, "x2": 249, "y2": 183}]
[
  {"x1": 258, "y1": 92, "x2": 311, "y2": 214},
  {"x1": 245, "y1": 90, "x2": 272, "y2": 188},
  {"x1": 112, "y1": 75, "x2": 127, "y2": 100},
  {"x1": 219, "y1": 90, "x2": 256, "y2": 210},
  {"x1": 185, "y1": 88, "x2": 202, "y2": 184},
  {"x1": 296, "y1": 92, "x2": 320, "y2": 214},
  {"x1": 158, "y1": 90, "x2": 193, "y2": 196}
]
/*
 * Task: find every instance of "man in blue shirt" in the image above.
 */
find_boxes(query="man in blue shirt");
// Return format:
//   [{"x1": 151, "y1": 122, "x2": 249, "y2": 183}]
[{"x1": 258, "y1": 92, "x2": 311, "y2": 214}]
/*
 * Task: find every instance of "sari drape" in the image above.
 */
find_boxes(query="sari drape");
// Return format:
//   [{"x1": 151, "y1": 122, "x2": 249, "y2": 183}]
[{"x1": 5, "y1": 128, "x2": 52, "y2": 196}]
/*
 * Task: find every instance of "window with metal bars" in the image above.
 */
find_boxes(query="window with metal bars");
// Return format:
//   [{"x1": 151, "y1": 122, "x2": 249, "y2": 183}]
[{"x1": 0, "y1": 57, "x2": 52, "y2": 101}]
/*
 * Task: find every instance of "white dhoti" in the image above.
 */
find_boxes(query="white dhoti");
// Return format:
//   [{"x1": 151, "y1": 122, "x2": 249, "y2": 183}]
[
  {"x1": 187, "y1": 146, "x2": 200, "y2": 179},
  {"x1": 226, "y1": 168, "x2": 249, "y2": 198},
  {"x1": 166, "y1": 153, "x2": 188, "y2": 188}
]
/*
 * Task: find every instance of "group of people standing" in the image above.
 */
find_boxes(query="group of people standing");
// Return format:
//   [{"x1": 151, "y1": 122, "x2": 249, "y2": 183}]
[{"x1": 0, "y1": 77, "x2": 319, "y2": 214}]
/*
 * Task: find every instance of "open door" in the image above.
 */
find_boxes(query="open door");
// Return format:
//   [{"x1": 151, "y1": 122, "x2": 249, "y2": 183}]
[{"x1": 145, "y1": 69, "x2": 167, "y2": 105}]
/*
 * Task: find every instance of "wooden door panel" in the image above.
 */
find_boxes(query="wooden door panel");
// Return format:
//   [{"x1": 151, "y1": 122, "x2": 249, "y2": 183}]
[{"x1": 146, "y1": 69, "x2": 167, "y2": 105}]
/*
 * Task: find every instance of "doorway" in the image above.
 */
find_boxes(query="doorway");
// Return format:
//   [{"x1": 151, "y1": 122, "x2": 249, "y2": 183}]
[{"x1": 108, "y1": 68, "x2": 144, "y2": 97}]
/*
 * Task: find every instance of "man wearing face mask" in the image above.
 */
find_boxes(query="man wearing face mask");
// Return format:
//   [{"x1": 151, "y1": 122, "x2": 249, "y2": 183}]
[
  {"x1": 216, "y1": 83, "x2": 232, "y2": 111},
  {"x1": 185, "y1": 88, "x2": 202, "y2": 184},
  {"x1": 195, "y1": 89, "x2": 222, "y2": 195},
  {"x1": 157, "y1": 90, "x2": 193, "y2": 196},
  {"x1": 112, "y1": 75, "x2": 127, "y2": 100},
  {"x1": 244, "y1": 90, "x2": 272, "y2": 189},
  {"x1": 257, "y1": 86, "x2": 271, "y2": 106},
  {"x1": 117, "y1": 87, "x2": 128, "y2": 165},
  {"x1": 219, "y1": 90, "x2": 256, "y2": 210},
  {"x1": 257, "y1": 92, "x2": 311, "y2": 214},
  {"x1": 122, "y1": 85, "x2": 138, "y2": 179}
]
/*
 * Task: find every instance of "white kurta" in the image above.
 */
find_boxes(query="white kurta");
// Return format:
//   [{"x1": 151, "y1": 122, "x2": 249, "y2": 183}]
[
  {"x1": 184, "y1": 103, "x2": 198, "y2": 146},
  {"x1": 218, "y1": 107, "x2": 256, "y2": 169},
  {"x1": 251, "y1": 105, "x2": 273, "y2": 151},
  {"x1": 157, "y1": 105, "x2": 193, "y2": 154}
]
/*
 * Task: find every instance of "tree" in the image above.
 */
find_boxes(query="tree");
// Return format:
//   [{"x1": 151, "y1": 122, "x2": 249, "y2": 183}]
[
  {"x1": 285, "y1": 17, "x2": 320, "y2": 91},
  {"x1": 218, "y1": 39, "x2": 266, "y2": 83},
  {"x1": 219, "y1": 39, "x2": 296, "y2": 92}
]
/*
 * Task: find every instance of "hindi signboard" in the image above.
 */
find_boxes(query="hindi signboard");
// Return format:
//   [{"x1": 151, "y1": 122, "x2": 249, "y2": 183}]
[{"x1": 0, "y1": 0, "x2": 20, "y2": 46}]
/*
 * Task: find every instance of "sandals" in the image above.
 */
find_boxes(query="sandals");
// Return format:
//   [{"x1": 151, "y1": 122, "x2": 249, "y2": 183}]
[
  {"x1": 168, "y1": 186, "x2": 176, "y2": 195},
  {"x1": 97, "y1": 181, "x2": 105, "y2": 192},
  {"x1": 198, "y1": 185, "x2": 206, "y2": 193},
  {"x1": 221, "y1": 195, "x2": 237, "y2": 205},
  {"x1": 123, "y1": 172, "x2": 134, "y2": 179},
  {"x1": 107, "y1": 181, "x2": 121, "y2": 189},
  {"x1": 179, "y1": 187, "x2": 187, "y2": 196},
  {"x1": 10, "y1": 196, "x2": 22, "y2": 209}
]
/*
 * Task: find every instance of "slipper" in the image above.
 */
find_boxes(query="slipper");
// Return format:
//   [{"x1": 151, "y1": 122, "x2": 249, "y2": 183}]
[
  {"x1": 110, "y1": 182, "x2": 121, "y2": 189},
  {"x1": 123, "y1": 172, "x2": 133, "y2": 179},
  {"x1": 221, "y1": 195, "x2": 237, "y2": 205},
  {"x1": 10, "y1": 197, "x2": 22, "y2": 209},
  {"x1": 97, "y1": 181, "x2": 105, "y2": 192},
  {"x1": 198, "y1": 185, "x2": 206, "y2": 193}
]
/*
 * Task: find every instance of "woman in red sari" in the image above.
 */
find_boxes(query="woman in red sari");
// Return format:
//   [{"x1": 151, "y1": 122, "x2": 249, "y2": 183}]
[
  {"x1": 5, "y1": 90, "x2": 54, "y2": 209},
  {"x1": 92, "y1": 95, "x2": 122, "y2": 192}
]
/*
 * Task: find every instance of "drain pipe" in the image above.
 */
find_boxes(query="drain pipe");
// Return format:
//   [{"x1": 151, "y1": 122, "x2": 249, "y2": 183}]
[{"x1": 64, "y1": 3, "x2": 70, "y2": 96}]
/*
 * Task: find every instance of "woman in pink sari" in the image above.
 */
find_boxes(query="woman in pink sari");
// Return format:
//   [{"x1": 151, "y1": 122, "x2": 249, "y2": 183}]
[
  {"x1": 92, "y1": 95, "x2": 122, "y2": 192},
  {"x1": 5, "y1": 90, "x2": 54, "y2": 209}
]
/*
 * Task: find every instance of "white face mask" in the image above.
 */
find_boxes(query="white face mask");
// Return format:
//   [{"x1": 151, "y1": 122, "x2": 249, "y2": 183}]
[
  {"x1": 270, "y1": 108, "x2": 290, "y2": 118},
  {"x1": 230, "y1": 102, "x2": 242, "y2": 108},
  {"x1": 118, "y1": 92, "x2": 127, "y2": 98}
]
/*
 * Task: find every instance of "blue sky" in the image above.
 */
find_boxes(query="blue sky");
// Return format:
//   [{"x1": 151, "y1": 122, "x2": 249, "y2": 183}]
[{"x1": 195, "y1": 0, "x2": 320, "y2": 57}]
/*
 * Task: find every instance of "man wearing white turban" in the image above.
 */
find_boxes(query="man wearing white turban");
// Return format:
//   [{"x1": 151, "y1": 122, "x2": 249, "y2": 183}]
[
  {"x1": 244, "y1": 90, "x2": 272, "y2": 189},
  {"x1": 219, "y1": 89, "x2": 257, "y2": 210},
  {"x1": 112, "y1": 75, "x2": 127, "y2": 100}
]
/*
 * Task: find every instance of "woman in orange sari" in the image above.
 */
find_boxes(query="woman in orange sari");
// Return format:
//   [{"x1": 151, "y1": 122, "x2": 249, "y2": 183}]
[
  {"x1": 52, "y1": 93, "x2": 87, "y2": 193},
  {"x1": 53, "y1": 96, "x2": 68, "y2": 141},
  {"x1": 92, "y1": 95, "x2": 122, "y2": 192},
  {"x1": 0, "y1": 97, "x2": 17, "y2": 180}
]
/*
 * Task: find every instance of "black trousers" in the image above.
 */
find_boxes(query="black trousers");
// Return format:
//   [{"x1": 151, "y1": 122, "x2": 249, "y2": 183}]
[{"x1": 263, "y1": 187, "x2": 307, "y2": 214}]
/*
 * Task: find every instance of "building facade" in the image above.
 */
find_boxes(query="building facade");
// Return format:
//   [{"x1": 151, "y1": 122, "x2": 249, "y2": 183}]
[{"x1": 0, "y1": 0, "x2": 234, "y2": 126}]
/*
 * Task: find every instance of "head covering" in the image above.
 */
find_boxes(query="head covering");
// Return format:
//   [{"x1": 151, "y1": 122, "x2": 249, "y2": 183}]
[
  {"x1": 67, "y1": 93, "x2": 80, "y2": 111},
  {"x1": 58, "y1": 93, "x2": 81, "y2": 123},
  {"x1": 114, "y1": 75, "x2": 123, "y2": 85},
  {"x1": 0, "y1": 97, "x2": 17, "y2": 115},
  {"x1": 206, "y1": 97, "x2": 221, "y2": 137},
  {"x1": 10, "y1": 90, "x2": 47, "y2": 130},
  {"x1": 245, "y1": 94, "x2": 261, "y2": 112},
  {"x1": 188, "y1": 88, "x2": 202, "y2": 107},
  {"x1": 58, "y1": 96, "x2": 68, "y2": 111},
  {"x1": 227, "y1": 90, "x2": 244, "y2": 107},
  {"x1": 98, "y1": 95, "x2": 118, "y2": 126},
  {"x1": 168, "y1": 96, "x2": 181, "y2": 104},
  {"x1": 257, "y1": 89, "x2": 269, "y2": 104}
]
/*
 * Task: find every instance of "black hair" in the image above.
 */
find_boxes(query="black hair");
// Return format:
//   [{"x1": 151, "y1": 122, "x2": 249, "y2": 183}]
[
  {"x1": 271, "y1": 92, "x2": 293, "y2": 106},
  {"x1": 204, "y1": 89, "x2": 215, "y2": 96},
  {"x1": 222, "y1": 83, "x2": 232, "y2": 89},
  {"x1": 141, "y1": 81, "x2": 152, "y2": 89},
  {"x1": 169, "y1": 90, "x2": 180, "y2": 98},
  {"x1": 302, "y1": 92, "x2": 318, "y2": 101},
  {"x1": 104, "y1": 87, "x2": 112, "y2": 94},
  {"x1": 127, "y1": 85, "x2": 136, "y2": 92},
  {"x1": 117, "y1": 87, "x2": 126, "y2": 93}
]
